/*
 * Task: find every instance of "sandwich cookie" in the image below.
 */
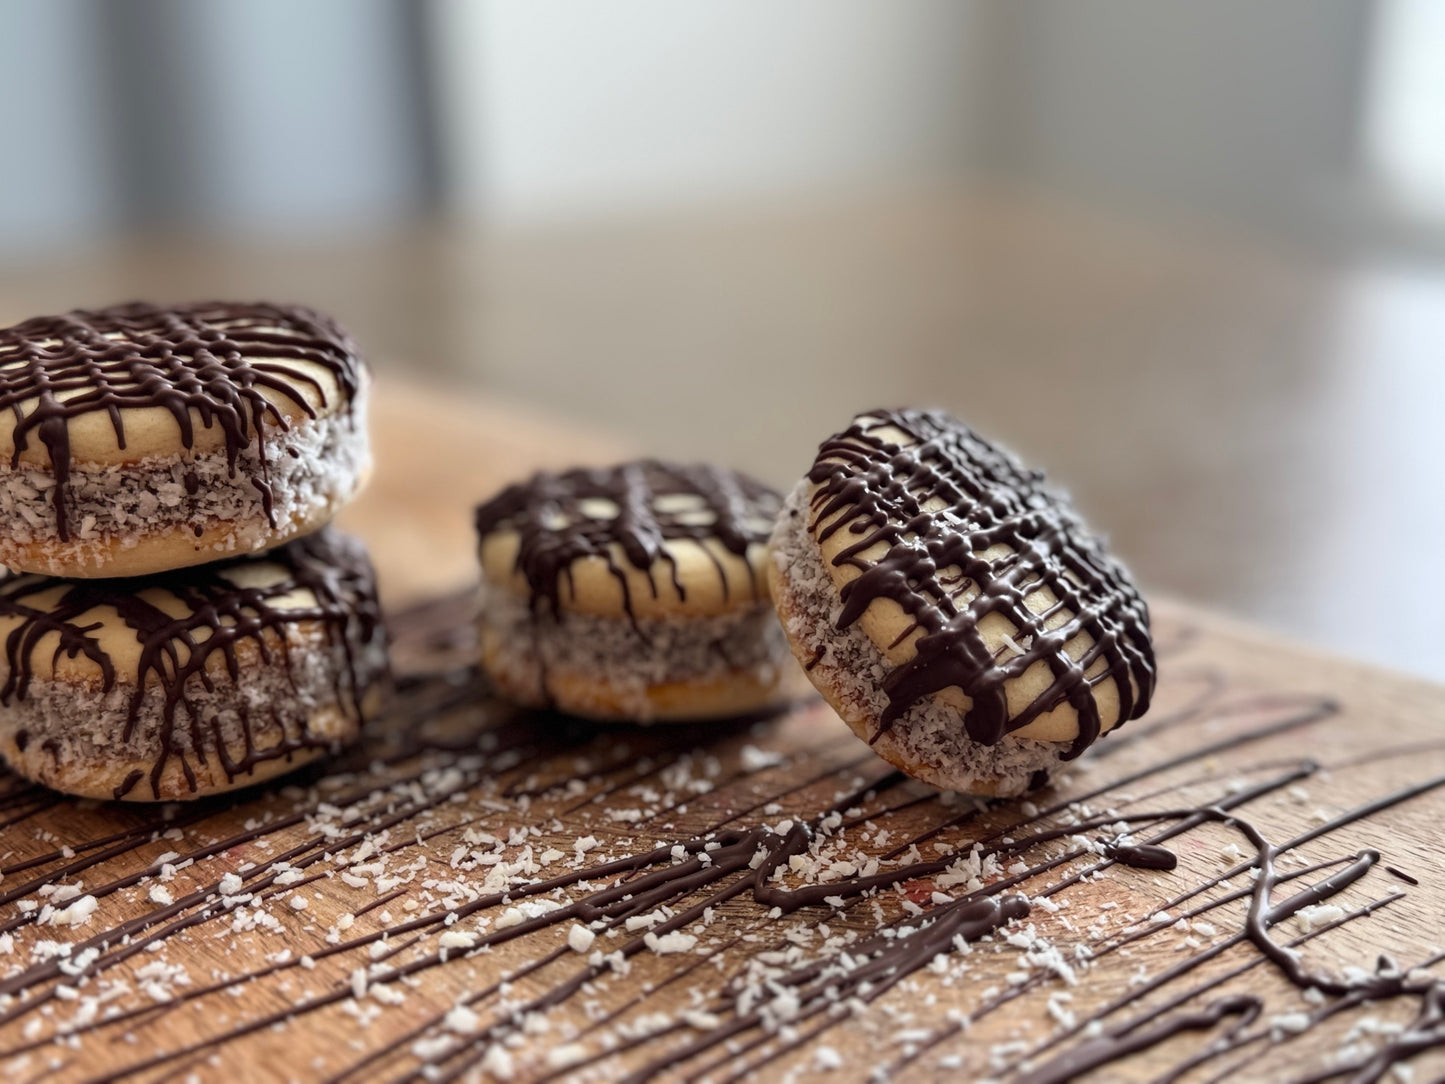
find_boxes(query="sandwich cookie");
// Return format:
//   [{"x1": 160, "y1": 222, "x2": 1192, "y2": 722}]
[
  {"x1": 769, "y1": 408, "x2": 1155, "y2": 796},
  {"x1": 475, "y1": 460, "x2": 799, "y2": 722},
  {"x1": 0, "y1": 528, "x2": 388, "y2": 801},
  {"x1": 0, "y1": 300, "x2": 371, "y2": 578}
]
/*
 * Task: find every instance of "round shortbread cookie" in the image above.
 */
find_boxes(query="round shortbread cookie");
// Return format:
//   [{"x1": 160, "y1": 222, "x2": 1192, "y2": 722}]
[
  {"x1": 474, "y1": 460, "x2": 802, "y2": 722},
  {"x1": 769, "y1": 409, "x2": 1156, "y2": 795},
  {"x1": 0, "y1": 528, "x2": 389, "y2": 801},
  {"x1": 0, "y1": 300, "x2": 371, "y2": 577}
]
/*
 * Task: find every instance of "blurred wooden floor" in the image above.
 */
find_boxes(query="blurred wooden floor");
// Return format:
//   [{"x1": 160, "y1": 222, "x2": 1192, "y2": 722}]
[{"x1": 0, "y1": 187, "x2": 1439, "y2": 679}]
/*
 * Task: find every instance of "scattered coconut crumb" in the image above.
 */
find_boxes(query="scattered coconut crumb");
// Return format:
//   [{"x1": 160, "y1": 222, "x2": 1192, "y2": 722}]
[
  {"x1": 644, "y1": 930, "x2": 698, "y2": 955},
  {"x1": 740, "y1": 745, "x2": 785, "y2": 772}
]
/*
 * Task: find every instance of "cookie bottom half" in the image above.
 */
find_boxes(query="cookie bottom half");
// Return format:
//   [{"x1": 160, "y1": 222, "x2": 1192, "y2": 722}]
[
  {"x1": 768, "y1": 484, "x2": 1066, "y2": 797},
  {"x1": 477, "y1": 582, "x2": 802, "y2": 723},
  {"x1": 0, "y1": 632, "x2": 387, "y2": 802},
  {"x1": 0, "y1": 397, "x2": 370, "y2": 578}
]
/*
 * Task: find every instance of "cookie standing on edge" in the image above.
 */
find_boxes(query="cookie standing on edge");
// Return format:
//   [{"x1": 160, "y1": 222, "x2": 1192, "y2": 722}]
[
  {"x1": 475, "y1": 460, "x2": 801, "y2": 722},
  {"x1": 0, "y1": 528, "x2": 388, "y2": 802},
  {"x1": 769, "y1": 408, "x2": 1156, "y2": 795},
  {"x1": 0, "y1": 300, "x2": 372, "y2": 578}
]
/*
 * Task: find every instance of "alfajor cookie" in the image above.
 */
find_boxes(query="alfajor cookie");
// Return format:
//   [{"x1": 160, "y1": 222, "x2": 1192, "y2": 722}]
[
  {"x1": 769, "y1": 408, "x2": 1155, "y2": 796},
  {"x1": 475, "y1": 460, "x2": 799, "y2": 722},
  {"x1": 0, "y1": 527, "x2": 388, "y2": 801},
  {"x1": 0, "y1": 300, "x2": 371, "y2": 578}
]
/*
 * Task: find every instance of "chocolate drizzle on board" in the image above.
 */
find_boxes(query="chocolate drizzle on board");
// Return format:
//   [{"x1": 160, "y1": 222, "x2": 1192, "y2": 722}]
[
  {"x1": 0, "y1": 528, "x2": 384, "y2": 799},
  {"x1": 1107, "y1": 842, "x2": 1178, "y2": 871},
  {"x1": 474, "y1": 460, "x2": 780, "y2": 621},
  {"x1": 806, "y1": 408, "x2": 1156, "y2": 757},
  {"x1": 0, "y1": 301, "x2": 366, "y2": 540},
  {"x1": 0, "y1": 599, "x2": 1441, "y2": 1082}
]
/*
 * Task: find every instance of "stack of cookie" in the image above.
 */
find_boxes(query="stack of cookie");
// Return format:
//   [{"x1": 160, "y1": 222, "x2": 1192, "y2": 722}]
[{"x1": 0, "y1": 301, "x2": 388, "y2": 801}]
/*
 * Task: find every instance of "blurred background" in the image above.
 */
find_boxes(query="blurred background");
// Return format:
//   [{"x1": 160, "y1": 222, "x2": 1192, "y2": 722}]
[{"x1": 0, "y1": 0, "x2": 1441, "y2": 679}]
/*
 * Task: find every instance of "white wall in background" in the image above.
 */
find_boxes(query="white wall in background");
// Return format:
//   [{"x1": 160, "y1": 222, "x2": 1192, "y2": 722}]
[
  {"x1": 431, "y1": 0, "x2": 985, "y2": 223},
  {"x1": 982, "y1": 0, "x2": 1371, "y2": 228},
  {"x1": 1365, "y1": 0, "x2": 1445, "y2": 212},
  {"x1": 0, "y1": 0, "x2": 1424, "y2": 250}
]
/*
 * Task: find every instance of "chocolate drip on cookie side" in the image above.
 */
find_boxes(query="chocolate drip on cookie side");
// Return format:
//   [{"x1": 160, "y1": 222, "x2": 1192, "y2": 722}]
[
  {"x1": 0, "y1": 301, "x2": 365, "y2": 540},
  {"x1": 806, "y1": 408, "x2": 1156, "y2": 757},
  {"x1": 474, "y1": 460, "x2": 780, "y2": 621},
  {"x1": 0, "y1": 529, "x2": 383, "y2": 798}
]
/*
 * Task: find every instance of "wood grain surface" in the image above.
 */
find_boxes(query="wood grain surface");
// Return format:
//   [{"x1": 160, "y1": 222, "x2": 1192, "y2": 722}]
[{"x1": 1, "y1": 384, "x2": 1443, "y2": 1084}]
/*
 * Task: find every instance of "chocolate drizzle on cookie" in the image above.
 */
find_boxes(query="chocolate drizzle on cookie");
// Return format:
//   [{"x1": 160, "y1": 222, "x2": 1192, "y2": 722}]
[
  {"x1": 0, "y1": 528, "x2": 384, "y2": 799},
  {"x1": 0, "y1": 301, "x2": 366, "y2": 541},
  {"x1": 806, "y1": 409, "x2": 1155, "y2": 757},
  {"x1": 474, "y1": 460, "x2": 780, "y2": 620}
]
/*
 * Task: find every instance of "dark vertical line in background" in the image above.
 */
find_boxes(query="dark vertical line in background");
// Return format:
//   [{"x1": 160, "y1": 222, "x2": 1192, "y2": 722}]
[
  {"x1": 398, "y1": 0, "x2": 446, "y2": 215},
  {"x1": 92, "y1": 0, "x2": 439, "y2": 233},
  {"x1": 968, "y1": 2, "x2": 1031, "y2": 183},
  {"x1": 93, "y1": 0, "x2": 206, "y2": 232},
  {"x1": 1333, "y1": 1, "x2": 1379, "y2": 173}
]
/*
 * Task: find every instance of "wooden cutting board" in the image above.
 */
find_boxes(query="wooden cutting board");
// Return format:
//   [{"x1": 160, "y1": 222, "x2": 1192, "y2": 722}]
[{"x1": 1, "y1": 381, "x2": 1442, "y2": 1084}]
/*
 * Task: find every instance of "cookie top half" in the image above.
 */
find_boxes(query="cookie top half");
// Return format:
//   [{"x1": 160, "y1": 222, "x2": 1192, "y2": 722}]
[
  {"x1": 803, "y1": 408, "x2": 1155, "y2": 754},
  {"x1": 0, "y1": 528, "x2": 383, "y2": 692},
  {"x1": 0, "y1": 300, "x2": 367, "y2": 469},
  {"x1": 476, "y1": 460, "x2": 781, "y2": 620}
]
